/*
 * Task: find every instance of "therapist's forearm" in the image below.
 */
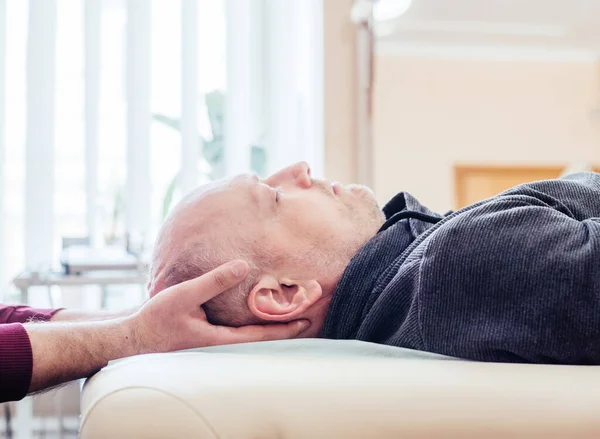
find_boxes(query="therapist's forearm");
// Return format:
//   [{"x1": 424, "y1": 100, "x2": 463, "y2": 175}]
[
  {"x1": 25, "y1": 317, "x2": 138, "y2": 393},
  {"x1": 50, "y1": 307, "x2": 138, "y2": 322}
]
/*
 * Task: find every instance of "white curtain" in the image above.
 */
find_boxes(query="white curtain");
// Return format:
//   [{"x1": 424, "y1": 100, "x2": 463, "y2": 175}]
[{"x1": 0, "y1": 0, "x2": 324, "y2": 302}]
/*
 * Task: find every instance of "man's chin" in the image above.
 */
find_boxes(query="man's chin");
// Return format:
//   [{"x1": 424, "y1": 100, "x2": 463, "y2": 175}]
[
  {"x1": 346, "y1": 183, "x2": 384, "y2": 222},
  {"x1": 347, "y1": 184, "x2": 377, "y2": 203}
]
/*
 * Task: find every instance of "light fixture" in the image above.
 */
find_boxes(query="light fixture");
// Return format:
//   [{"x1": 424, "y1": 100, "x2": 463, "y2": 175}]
[
  {"x1": 351, "y1": 0, "x2": 413, "y2": 23},
  {"x1": 373, "y1": 0, "x2": 413, "y2": 21},
  {"x1": 350, "y1": 0, "x2": 374, "y2": 23},
  {"x1": 349, "y1": 0, "x2": 414, "y2": 188}
]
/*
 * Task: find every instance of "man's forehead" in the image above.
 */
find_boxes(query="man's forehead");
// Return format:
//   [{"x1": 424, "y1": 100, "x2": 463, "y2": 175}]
[
  {"x1": 181, "y1": 176, "x2": 247, "y2": 206},
  {"x1": 229, "y1": 173, "x2": 258, "y2": 185},
  {"x1": 166, "y1": 174, "x2": 258, "y2": 231},
  {"x1": 196, "y1": 174, "x2": 257, "y2": 210},
  {"x1": 177, "y1": 179, "x2": 225, "y2": 207}
]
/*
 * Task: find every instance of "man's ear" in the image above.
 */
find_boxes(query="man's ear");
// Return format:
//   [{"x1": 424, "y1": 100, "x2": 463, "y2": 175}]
[{"x1": 247, "y1": 274, "x2": 322, "y2": 322}]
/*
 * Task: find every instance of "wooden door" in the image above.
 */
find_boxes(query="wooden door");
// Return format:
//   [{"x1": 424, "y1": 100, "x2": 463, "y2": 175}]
[{"x1": 454, "y1": 165, "x2": 570, "y2": 209}]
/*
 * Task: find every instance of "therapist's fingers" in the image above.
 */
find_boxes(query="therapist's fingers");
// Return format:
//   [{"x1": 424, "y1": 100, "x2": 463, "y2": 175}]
[
  {"x1": 206, "y1": 320, "x2": 311, "y2": 346},
  {"x1": 166, "y1": 260, "x2": 250, "y2": 306}
]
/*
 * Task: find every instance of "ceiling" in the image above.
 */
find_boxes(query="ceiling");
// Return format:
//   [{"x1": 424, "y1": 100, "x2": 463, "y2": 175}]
[{"x1": 375, "y1": 0, "x2": 600, "y2": 56}]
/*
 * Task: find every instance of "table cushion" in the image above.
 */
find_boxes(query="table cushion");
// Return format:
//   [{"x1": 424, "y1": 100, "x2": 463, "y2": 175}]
[{"x1": 80, "y1": 339, "x2": 600, "y2": 438}]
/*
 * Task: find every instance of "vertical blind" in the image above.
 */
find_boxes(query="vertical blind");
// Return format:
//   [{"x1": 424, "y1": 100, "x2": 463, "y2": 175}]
[
  {"x1": 25, "y1": 0, "x2": 57, "y2": 272},
  {"x1": 84, "y1": 0, "x2": 101, "y2": 247},
  {"x1": 0, "y1": 0, "x2": 324, "y2": 298}
]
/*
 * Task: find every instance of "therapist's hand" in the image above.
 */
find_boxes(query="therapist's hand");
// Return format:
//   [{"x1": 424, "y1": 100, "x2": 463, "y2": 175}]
[
  {"x1": 129, "y1": 260, "x2": 310, "y2": 353},
  {"x1": 24, "y1": 260, "x2": 309, "y2": 396}
]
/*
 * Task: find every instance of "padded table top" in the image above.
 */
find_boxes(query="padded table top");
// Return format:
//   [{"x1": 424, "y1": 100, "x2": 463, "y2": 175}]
[{"x1": 81, "y1": 339, "x2": 600, "y2": 438}]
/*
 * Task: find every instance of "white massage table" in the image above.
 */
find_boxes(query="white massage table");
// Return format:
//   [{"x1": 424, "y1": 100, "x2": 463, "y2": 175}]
[{"x1": 80, "y1": 339, "x2": 600, "y2": 438}]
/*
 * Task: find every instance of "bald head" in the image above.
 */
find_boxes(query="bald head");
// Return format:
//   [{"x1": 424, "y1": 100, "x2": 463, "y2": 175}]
[{"x1": 149, "y1": 182, "x2": 264, "y2": 326}]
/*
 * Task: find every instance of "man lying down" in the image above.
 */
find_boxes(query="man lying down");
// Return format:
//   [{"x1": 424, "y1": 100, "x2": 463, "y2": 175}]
[{"x1": 149, "y1": 161, "x2": 600, "y2": 364}]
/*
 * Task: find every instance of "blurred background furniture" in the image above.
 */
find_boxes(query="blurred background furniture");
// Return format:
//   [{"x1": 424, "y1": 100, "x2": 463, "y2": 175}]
[
  {"x1": 13, "y1": 236, "x2": 148, "y2": 307},
  {"x1": 13, "y1": 269, "x2": 148, "y2": 308}
]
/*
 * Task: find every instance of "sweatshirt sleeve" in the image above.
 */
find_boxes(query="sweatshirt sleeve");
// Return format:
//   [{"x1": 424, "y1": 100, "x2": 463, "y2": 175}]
[
  {"x1": 0, "y1": 305, "x2": 62, "y2": 324},
  {"x1": 0, "y1": 323, "x2": 33, "y2": 402},
  {"x1": 0, "y1": 305, "x2": 62, "y2": 402}
]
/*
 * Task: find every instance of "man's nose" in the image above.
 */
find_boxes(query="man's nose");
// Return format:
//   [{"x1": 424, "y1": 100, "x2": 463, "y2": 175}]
[{"x1": 267, "y1": 161, "x2": 312, "y2": 189}]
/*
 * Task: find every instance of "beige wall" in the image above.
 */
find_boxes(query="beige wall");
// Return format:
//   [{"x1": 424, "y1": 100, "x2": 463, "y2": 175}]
[
  {"x1": 373, "y1": 55, "x2": 600, "y2": 212},
  {"x1": 323, "y1": 0, "x2": 357, "y2": 184}
]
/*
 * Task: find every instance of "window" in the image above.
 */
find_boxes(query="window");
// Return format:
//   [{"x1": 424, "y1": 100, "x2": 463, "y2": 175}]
[{"x1": 0, "y1": 0, "x2": 324, "y2": 297}]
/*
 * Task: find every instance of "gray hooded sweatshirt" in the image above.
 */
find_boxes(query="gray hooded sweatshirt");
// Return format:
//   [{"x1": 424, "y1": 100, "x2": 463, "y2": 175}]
[{"x1": 320, "y1": 172, "x2": 600, "y2": 364}]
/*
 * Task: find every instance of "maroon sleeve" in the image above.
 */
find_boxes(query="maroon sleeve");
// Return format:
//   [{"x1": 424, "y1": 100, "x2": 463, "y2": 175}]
[
  {"x1": 0, "y1": 323, "x2": 33, "y2": 402},
  {"x1": 0, "y1": 305, "x2": 62, "y2": 402},
  {"x1": 0, "y1": 305, "x2": 62, "y2": 324}
]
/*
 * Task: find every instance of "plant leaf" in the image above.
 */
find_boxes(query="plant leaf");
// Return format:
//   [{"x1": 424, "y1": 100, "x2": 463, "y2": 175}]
[
  {"x1": 162, "y1": 173, "x2": 180, "y2": 219},
  {"x1": 153, "y1": 114, "x2": 181, "y2": 131}
]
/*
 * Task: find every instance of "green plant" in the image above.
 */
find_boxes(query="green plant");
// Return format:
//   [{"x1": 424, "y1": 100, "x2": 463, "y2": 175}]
[{"x1": 153, "y1": 90, "x2": 267, "y2": 218}]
